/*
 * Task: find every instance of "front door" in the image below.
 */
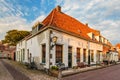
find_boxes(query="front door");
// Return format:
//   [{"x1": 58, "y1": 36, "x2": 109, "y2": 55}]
[
  {"x1": 14, "y1": 52, "x2": 16, "y2": 61},
  {"x1": 68, "y1": 46, "x2": 72, "y2": 68}
]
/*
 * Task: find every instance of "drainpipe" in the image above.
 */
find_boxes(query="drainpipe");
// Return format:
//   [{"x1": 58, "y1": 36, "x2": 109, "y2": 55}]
[{"x1": 88, "y1": 41, "x2": 91, "y2": 67}]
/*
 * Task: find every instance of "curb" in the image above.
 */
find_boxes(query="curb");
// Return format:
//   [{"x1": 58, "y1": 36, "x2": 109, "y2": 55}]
[{"x1": 62, "y1": 63, "x2": 120, "y2": 77}]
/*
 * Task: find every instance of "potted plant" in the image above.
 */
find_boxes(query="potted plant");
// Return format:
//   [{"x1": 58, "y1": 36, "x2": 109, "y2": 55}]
[{"x1": 50, "y1": 66, "x2": 59, "y2": 77}]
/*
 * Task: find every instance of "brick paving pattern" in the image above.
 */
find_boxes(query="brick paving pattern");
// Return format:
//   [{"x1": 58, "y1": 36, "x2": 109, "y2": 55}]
[
  {"x1": 0, "y1": 59, "x2": 57, "y2": 80},
  {"x1": 0, "y1": 60, "x2": 14, "y2": 80},
  {"x1": 1, "y1": 60, "x2": 30, "y2": 80}
]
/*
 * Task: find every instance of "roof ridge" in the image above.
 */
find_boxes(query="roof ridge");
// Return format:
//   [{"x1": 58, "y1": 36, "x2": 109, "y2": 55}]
[
  {"x1": 41, "y1": 6, "x2": 102, "y2": 42},
  {"x1": 48, "y1": 9, "x2": 56, "y2": 26}
]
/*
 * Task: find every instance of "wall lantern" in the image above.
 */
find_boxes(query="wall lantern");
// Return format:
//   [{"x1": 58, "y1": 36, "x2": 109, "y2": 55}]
[{"x1": 51, "y1": 36, "x2": 58, "y2": 49}]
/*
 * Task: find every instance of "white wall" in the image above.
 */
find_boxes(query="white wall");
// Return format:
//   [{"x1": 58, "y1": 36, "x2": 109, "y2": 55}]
[
  {"x1": 26, "y1": 30, "x2": 50, "y2": 69},
  {"x1": 16, "y1": 39, "x2": 26, "y2": 62},
  {"x1": 50, "y1": 30, "x2": 103, "y2": 67},
  {"x1": 16, "y1": 28, "x2": 103, "y2": 69}
]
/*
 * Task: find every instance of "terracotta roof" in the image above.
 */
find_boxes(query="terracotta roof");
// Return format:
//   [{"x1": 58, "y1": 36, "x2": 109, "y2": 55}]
[
  {"x1": 42, "y1": 6, "x2": 100, "y2": 41},
  {"x1": 116, "y1": 43, "x2": 120, "y2": 49},
  {"x1": 103, "y1": 45, "x2": 110, "y2": 53}
]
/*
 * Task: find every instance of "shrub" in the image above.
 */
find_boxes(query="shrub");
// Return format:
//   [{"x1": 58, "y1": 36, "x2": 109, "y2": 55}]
[{"x1": 51, "y1": 66, "x2": 58, "y2": 70}]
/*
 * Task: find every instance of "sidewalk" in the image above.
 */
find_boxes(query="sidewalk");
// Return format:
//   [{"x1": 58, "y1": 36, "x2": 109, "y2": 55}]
[
  {"x1": 62, "y1": 65, "x2": 101, "y2": 77},
  {"x1": 62, "y1": 62, "x2": 120, "y2": 77}
]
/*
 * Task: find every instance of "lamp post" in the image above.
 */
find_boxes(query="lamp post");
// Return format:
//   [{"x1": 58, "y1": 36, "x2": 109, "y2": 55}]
[
  {"x1": 51, "y1": 36, "x2": 58, "y2": 49},
  {"x1": 48, "y1": 30, "x2": 58, "y2": 71}
]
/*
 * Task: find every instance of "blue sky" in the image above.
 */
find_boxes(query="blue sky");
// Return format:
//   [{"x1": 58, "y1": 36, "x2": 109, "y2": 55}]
[{"x1": 0, "y1": 0, "x2": 120, "y2": 45}]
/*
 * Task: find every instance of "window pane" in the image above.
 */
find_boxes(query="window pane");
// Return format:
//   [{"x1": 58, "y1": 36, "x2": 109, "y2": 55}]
[
  {"x1": 42, "y1": 44, "x2": 46, "y2": 63},
  {"x1": 77, "y1": 48, "x2": 80, "y2": 62},
  {"x1": 83, "y1": 49, "x2": 86, "y2": 62},
  {"x1": 56, "y1": 45, "x2": 62, "y2": 63},
  {"x1": 91, "y1": 50, "x2": 94, "y2": 62}
]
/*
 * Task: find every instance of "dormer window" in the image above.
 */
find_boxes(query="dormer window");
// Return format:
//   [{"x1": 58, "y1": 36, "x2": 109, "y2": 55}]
[
  {"x1": 87, "y1": 32, "x2": 95, "y2": 40},
  {"x1": 92, "y1": 33, "x2": 95, "y2": 40},
  {"x1": 103, "y1": 38, "x2": 105, "y2": 43},
  {"x1": 32, "y1": 22, "x2": 43, "y2": 35},
  {"x1": 38, "y1": 24, "x2": 43, "y2": 31},
  {"x1": 99, "y1": 36, "x2": 102, "y2": 42}
]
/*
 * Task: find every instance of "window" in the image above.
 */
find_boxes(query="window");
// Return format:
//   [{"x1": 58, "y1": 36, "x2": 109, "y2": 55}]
[
  {"x1": 68, "y1": 46, "x2": 72, "y2": 54},
  {"x1": 91, "y1": 50, "x2": 94, "y2": 62},
  {"x1": 42, "y1": 44, "x2": 46, "y2": 63},
  {"x1": 38, "y1": 24, "x2": 43, "y2": 30},
  {"x1": 16, "y1": 51, "x2": 17, "y2": 59},
  {"x1": 19, "y1": 51, "x2": 20, "y2": 61},
  {"x1": 76, "y1": 48, "x2": 80, "y2": 62},
  {"x1": 99, "y1": 36, "x2": 102, "y2": 42},
  {"x1": 97, "y1": 51, "x2": 101, "y2": 62},
  {"x1": 92, "y1": 33, "x2": 95, "y2": 40},
  {"x1": 83, "y1": 49, "x2": 86, "y2": 62},
  {"x1": 27, "y1": 49, "x2": 29, "y2": 60},
  {"x1": 23, "y1": 49, "x2": 25, "y2": 60},
  {"x1": 21, "y1": 49, "x2": 22, "y2": 61},
  {"x1": 56, "y1": 44, "x2": 63, "y2": 63},
  {"x1": 68, "y1": 46, "x2": 72, "y2": 67}
]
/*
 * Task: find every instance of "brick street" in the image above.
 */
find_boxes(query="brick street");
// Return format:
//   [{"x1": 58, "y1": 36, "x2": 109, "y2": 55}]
[
  {"x1": 0, "y1": 60, "x2": 14, "y2": 80},
  {"x1": 0, "y1": 59, "x2": 30, "y2": 80},
  {"x1": 62, "y1": 64, "x2": 120, "y2": 80},
  {"x1": 0, "y1": 59, "x2": 57, "y2": 80}
]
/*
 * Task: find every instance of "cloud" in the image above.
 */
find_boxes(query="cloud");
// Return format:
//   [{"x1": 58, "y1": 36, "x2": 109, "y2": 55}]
[
  {"x1": 0, "y1": 0, "x2": 119, "y2": 45},
  {"x1": 0, "y1": 16, "x2": 31, "y2": 39},
  {"x1": 0, "y1": 0, "x2": 31, "y2": 40},
  {"x1": 55, "y1": 0, "x2": 120, "y2": 44},
  {"x1": 31, "y1": 15, "x2": 46, "y2": 26}
]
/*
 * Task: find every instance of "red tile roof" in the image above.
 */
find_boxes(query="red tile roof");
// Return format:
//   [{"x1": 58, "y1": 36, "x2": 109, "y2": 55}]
[
  {"x1": 42, "y1": 6, "x2": 100, "y2": 41},
  {"x1": 116, "y1": 43, "x2": 120, "y2": 49},
  {"x1": 103, "y1": 45, "x2": 110, "y2": 53}
]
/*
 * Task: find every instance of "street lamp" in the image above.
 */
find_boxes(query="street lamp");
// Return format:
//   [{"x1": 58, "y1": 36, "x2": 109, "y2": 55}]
[{"x1": 50, "y1": 36, "x2": 58, "y2": 49}]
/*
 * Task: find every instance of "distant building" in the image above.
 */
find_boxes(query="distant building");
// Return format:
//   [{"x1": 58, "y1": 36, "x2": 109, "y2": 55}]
[
  {"x1": 115, "y1": 43, "x2": 120, "y2": 60},
  {"x1": 0, "y1": 42, "x2": 16, "y2": 60},
  {"x1": 16, "y1": 6, "x2": 111, "y2": 69}
]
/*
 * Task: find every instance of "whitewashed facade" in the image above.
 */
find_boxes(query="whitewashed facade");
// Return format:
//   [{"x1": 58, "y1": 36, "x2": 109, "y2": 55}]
[
  {"x1": 16, "y1": 39, "x2": 26, "y2": 62},
  {"x1": 16, "y1": 28, "x2": 103, "y2": 69}
]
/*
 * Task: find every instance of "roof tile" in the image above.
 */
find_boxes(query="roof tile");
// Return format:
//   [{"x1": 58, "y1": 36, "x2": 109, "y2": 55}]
[{"x1": 42, "y1": 6, "x2": 100, "y2": 41}]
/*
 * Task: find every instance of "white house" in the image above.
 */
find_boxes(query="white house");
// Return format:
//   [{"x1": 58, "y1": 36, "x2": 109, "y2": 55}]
[
  {"x1": 16, "y1": 6, "x2": 107, "y2": 69},
  {"x1": 106, "y1": 51, "x2": 119, "y2": 62}
]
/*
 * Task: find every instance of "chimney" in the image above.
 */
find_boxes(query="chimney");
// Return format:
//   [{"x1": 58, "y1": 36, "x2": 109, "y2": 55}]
[
  {"x1": 56, "y1": 5, "x2": 61, "y2": 12},
  {"x1": 86, "y1": 23, "x2": 88, "y2": 26}
]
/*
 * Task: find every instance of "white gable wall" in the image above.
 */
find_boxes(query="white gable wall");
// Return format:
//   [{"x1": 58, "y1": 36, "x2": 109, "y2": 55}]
[{"x1": 26, "y1": 29, "x2": 50, "y2": 69}]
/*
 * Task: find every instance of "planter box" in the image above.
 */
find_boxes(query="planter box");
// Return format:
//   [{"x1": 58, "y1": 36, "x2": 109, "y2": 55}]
[{"x1": 50, "y1": 70, "x2": 59, "y2": 77}]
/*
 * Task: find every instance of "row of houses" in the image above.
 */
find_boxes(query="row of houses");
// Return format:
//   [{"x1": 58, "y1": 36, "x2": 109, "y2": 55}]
[
  {"x1": 0, "y1": 41, "x2": 16, "y2": 60},
  {"x1": 16, "y1": 6, "x2": 118, "y2": 69}
]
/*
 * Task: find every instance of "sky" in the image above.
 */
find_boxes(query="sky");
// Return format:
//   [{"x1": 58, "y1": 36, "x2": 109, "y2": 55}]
[{"x1": 0, "y1": 0, "x2": 120, "y2": 45}]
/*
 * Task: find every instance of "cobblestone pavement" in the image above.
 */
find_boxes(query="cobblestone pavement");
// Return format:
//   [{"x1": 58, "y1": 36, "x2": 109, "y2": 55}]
[
  {"x1": 0, "y1": 60, "x2": 14, "y2": 80},
  {"x1": 1, "y1": 60, "x2": 30, "y2": 80},
  {"x1": 62, "y1": 64, "x2": 120, "y2": 80},
  {"x1": 0, "y1": 59, "x2": 57, "y2": 80}
]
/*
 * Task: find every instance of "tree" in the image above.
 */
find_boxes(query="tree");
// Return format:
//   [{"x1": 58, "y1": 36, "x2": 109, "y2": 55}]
[{"x1": 2, "y1": 30, "x2": 30, "y2": 46}]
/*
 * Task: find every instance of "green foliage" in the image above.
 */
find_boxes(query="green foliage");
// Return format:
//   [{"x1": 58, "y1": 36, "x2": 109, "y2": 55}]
[
  {"x1": 51, "y1": 66, "x2": 58, "y2": 70},
  {"x1": 2, "y1": 29, "x2": 30, "y2": 46}
]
